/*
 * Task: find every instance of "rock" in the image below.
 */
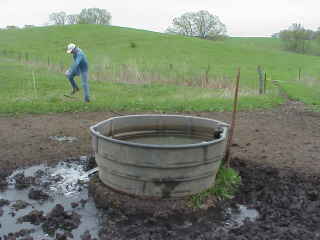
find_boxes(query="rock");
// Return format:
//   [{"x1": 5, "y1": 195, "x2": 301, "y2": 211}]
[
  {"x1": 2, "y1": 229, "x2": 35, "y2": 239},
  {"x1": 0, "y1": 208, "x2": 3, "y2": 217},
  {"x1": 0, "y1": 199, "x2": 10, "y2": 207},
  {"x1": 0, "y1": 179, "x2": 8, "y2": 190},
  {"x1": 42, "y1": 204, "x2": 81, "y2": 236},
  {"x1": 55, "y1": 231, "x2": 73, "y2": 240},
  {"x1": 71, "y1": 202, "x2": 79, "y2": 208},
  {"x1": 34, "y1": 169, "x2": 45, "y2": 178},
  {"x1": 81, "y1": 230, "x2": 92, "y2": 240},
  {"x1": 13, "y1": 173, "x2": 35, "y2": 190},
  {"x1": 12, "y1": 200, "x2": 30, "y2": 211},
  {"x1": 0, "y1": 169, "x2": 11, "y2": 190},
  {"x1": 17, "y1": 210, "x2": 46, "y2": 225},
  {"x1": 83, "y1": 156, "x2": 97, "y2": 172},
  {"x1": 80, "y1": 199, "x2": 88, "y2": 208},
  {"x1": 28, "y1": 188, "x2": 49, "y2": 201}
]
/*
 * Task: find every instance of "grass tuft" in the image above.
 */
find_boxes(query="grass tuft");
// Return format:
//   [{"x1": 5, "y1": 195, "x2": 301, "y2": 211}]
[{"x1": 190, "y1": 167, "x2": 241, "y2": 209}]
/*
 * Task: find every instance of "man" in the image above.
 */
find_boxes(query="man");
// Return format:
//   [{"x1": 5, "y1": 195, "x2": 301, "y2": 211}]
[{"x1": 65, "y1": 43, "x2": 90, "y2": 102}]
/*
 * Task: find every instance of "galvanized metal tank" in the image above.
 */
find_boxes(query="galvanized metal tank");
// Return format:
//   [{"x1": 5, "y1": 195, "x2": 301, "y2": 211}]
[{"x1": 90, "y1": 115, "x2": 229, "y2": 198}]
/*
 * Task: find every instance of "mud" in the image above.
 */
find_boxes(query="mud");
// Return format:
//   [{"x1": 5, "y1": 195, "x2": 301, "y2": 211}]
[
  {"x1": 0, "y1": 157, "x2": 320, "y2": 239},
  {"x1": 0, "y1": 158, "x2": 101, "y2": 239},
  {"x1": 96, "y1": 159, "x2": 320, "y2": 239}
]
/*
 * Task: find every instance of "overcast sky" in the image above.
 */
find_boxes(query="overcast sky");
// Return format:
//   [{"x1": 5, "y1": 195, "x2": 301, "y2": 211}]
[{"x1": 0, "y1": 0, "x2": 319, "y2": 37}]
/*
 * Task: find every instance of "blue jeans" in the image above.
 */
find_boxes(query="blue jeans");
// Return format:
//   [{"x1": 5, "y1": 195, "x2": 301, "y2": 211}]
[{"x1": 67, "y1": 71, "x2": 90, "y2": 102}]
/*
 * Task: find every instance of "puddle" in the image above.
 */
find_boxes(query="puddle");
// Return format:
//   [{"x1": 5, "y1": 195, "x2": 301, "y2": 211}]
[
  {"x1": 48, "y1": 136, "x2": 78, "y2": 142},
  {"x1": 0, "y1": 160, "x2": 101, "y2": 239},
  {"x1": 225, "y1": 204, "x2": 259, "y2": 228},
  {"x1": 0, "y1": 159, "x2": 259, "y2": 239}
]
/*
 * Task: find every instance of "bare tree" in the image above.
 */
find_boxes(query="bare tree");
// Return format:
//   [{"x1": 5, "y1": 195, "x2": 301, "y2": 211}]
[
  {"x1": 67, "y1": 14, "x2": 80, "y2": 25},
  {"x1": 49, "y1": 12, "x2": 67, "y2": 25},
  {"x1": 6, "y1": 25, "x2": 19, "y2": 29},
  {"x1": 279, "y1": 23, "x2": 313, "y2": 54},
  {"x1": 78, "y1": 8, "x2": 111, "y2": 25},
  {"x1": 166, "y1": 10, "x2": 227, "y2": 40},
  {"x1": 24, "y1": 25, "x2": 35, "y2": 28}
]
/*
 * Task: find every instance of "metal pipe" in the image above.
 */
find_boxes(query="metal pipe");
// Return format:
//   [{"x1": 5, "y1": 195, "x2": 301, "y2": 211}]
[{"x1": 225, "y1": 68, "x2": 241, "y2": 167}]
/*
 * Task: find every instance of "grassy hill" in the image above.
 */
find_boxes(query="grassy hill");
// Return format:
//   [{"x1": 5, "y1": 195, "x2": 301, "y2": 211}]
[{"x1": 0, "y1": 24, "x2": 319, "y2": 114}]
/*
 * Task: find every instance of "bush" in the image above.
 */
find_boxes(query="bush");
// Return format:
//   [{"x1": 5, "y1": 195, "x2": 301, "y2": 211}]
[{"x1": 130, "y1": 42, "x2": 137, "y2": 48}]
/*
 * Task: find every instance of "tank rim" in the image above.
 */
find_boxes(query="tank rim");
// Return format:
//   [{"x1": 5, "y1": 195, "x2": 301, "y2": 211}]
[{"x1": 90, "y1": 114, "x2": 229, "y2": 149}]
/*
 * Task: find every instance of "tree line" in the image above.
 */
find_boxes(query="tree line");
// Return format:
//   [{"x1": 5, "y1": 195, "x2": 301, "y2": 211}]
[
  {"x1": 49, "y1": 8, "x2": 112, "y2": 25},
  {"x1": 5, "y1": 7, "x2": 320, "y2": 53},
  {"x1": 2, "y1": 9, "x2": 228, "y2": 41},
  {"x1": 274, "y1": 23, "x2": 320, "y2": 55}
]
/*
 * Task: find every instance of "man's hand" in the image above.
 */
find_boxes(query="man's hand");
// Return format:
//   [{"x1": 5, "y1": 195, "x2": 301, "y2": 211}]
[{"x1": 65, "y1": 69, "x2": 70, "y2": 76}]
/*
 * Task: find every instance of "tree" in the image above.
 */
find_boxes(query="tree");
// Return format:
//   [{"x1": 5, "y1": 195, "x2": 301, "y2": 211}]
[
  {"x1": 166, "y1": 10, "x2": 227, "y2": 40},
  {"x1": 6, "y1": 25, "x2": 19, "y2": 29},
  {"x1": 67, "y1": 14, "x2": 80, "y2": 25},
  {"x1": 24, "y1": 25, "x2": 35, "y2": 28},
  {"x1": 279, "y1": 23, "x2": 313, "y2": 54},
  {"x1": 78, "y1": 8, "x2": 111, "y2": 25},
  {"x1": 49, "y1": 11, "x2": 67, "y2": 25}
]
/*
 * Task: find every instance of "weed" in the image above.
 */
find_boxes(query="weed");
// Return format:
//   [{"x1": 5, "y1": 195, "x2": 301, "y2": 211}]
[{"x1": 190, "y1": 167, "x2": 241, "y2": 209}]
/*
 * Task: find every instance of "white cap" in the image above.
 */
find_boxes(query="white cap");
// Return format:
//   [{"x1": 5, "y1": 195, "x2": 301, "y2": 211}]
[{"x1": 66, "y1": 43, "x2": 76, "y2": 53}]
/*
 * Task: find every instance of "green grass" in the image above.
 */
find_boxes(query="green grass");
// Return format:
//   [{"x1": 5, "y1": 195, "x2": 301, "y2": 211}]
[
  {"x1": 1, "y1": 24, "x2": 320, "y2": 114},
  {"x1": 1, "y1": 26, "x2": 319, "y2": 87},
  {"x1": 190, "y1": 167, "x2": 241, "y2": 208},
  {"x1": 0, "y1": 58, "x2": 283, "y2": 114},
  {"x1": 280, "y1": 80, "x2": 320, "y2": 110}
]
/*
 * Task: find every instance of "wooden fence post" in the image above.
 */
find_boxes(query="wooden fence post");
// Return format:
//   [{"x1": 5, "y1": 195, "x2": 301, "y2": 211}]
[
  {"x1": 257, "y1": 65, "x2": 264, "y2": 94},
  {"x1": 298, "y1": 67, "x2": 302, "y2": 81},
  {"x1": 264, "y1": 72, "x2": 267, "y2": 94},
  {"x1": 205, "y1": 64, "x2": 210, "y2": 88}
]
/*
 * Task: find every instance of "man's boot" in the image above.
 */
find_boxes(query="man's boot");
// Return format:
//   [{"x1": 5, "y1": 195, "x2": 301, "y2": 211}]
[{"x1": 71, "y1": 87, "x2": 79, "y2": 95}]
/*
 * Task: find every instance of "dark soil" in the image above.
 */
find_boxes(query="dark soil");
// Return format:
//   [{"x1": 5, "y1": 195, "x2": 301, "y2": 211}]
[
  {"x1": 96, "y1": 159, "x2": 320, "y2": 240},
  {"x1": 1, "y1": 100, "x2": 319, "y2": 176}
]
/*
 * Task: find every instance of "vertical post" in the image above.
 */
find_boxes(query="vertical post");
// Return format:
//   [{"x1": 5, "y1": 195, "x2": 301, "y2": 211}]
[
  {"x1": 25, "y1": 52, "x2": 29, "y2": 62},
  {"x1": 298, "y1": 67, "x2": 302, "y2": 81},
  {"x1": 264, "y1": 72, "x2": 267, "y2": 94},
  {"x1": 32, "y1": 71, "x2": 37, "y2": 99},
  {"x1": 47, "y1": 57, "x2": 50, "y2": 67},
  {"x1": 225, "y1": 68, "x2": 241, "y2": 167},
  {"x1": 257, "y1": 65, "x2": 264, "y2": 94},
  {"x1": 205, "y1": 64, "x2": 210, "y2": 88}
]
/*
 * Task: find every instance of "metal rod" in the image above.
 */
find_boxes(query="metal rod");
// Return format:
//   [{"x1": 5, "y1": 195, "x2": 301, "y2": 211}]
[{"x1": 225, "y1": 68, "x2": 241, "y2": 167}]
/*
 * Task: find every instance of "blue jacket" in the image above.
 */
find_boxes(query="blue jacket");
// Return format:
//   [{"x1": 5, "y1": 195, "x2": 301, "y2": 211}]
[{"x1": 69, "y1": 48, "x2": 89, "y2": 75}]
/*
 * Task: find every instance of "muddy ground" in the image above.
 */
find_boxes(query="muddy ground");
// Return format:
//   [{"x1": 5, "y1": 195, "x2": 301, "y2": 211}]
[
  {"x1": 1, "y1": 100, "x2": 320, "y2": 239},
  {"x1": 1, "y1": 100, "x2": 319, "y2": 175}
]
